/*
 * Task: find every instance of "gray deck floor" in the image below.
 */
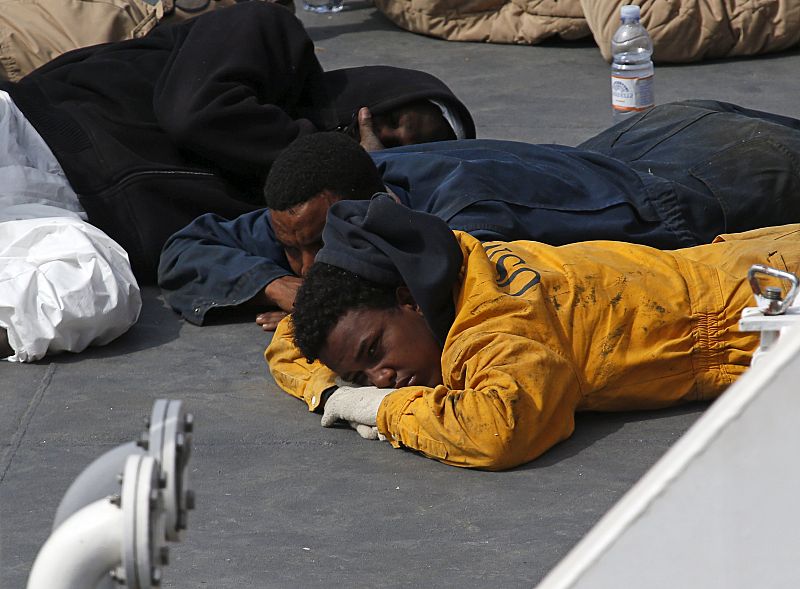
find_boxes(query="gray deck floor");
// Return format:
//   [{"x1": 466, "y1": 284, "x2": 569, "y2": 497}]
[{"x1": 3, "y1": 4, "x2": 800, "y2": 588}]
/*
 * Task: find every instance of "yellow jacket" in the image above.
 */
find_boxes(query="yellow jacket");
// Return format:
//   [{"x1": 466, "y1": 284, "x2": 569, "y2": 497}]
[{"x1": 266, "y1": 224, "x2": 800, "y2": 470}]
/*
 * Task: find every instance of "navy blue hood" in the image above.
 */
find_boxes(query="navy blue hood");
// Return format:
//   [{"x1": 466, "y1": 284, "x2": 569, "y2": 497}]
[{"x1": 316, "y1": 194, "x2": 463, "y2": 346}]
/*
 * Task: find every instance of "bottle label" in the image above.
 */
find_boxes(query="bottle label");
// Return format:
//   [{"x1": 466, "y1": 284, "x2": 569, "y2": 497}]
[{"x1": 611, "y1": 75, "x2": 654, "y2": 112}]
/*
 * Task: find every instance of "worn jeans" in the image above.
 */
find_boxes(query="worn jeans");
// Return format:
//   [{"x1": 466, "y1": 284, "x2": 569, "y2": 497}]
[{"x1": 579, "y1": 100, "x2": 800, "y2": 246}]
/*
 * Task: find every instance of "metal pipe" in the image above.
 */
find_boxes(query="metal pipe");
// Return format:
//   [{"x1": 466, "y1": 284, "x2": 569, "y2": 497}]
[
  {"x1": 53, "y1": 400, "x2": 194, "y2": 541},
  {"x1": 27, "y1": 498, "x2": 123, "y2": 589},
  {"x1": 53, "y1": 441, "x2": 145, "y2": 531}
]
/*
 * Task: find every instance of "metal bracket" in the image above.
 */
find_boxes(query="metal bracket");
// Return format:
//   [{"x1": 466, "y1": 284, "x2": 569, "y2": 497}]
[
  {"x1": 747, "y1": 264, "x2": 799, "y2": 315},
  {"x1": 740, "y1": 264, "x2": 800, "y2": 366}
]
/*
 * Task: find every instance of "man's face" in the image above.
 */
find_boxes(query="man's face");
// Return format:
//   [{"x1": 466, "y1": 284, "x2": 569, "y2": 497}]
[
  {"x1": 370, "y1": 101, "x2": 455, "y2": 148},
  {"x1": 318, "y1": 297, "x2": 444, "y2": 389},
  {"x1": 271, "y1": 192, "x2": 339, "y2": 276}
]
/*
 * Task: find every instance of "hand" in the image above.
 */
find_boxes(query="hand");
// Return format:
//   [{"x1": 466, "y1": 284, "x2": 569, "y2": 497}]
[
  {"x1": 357, "y1": 107, "x2": 386, "y2": 152},
  {"x1": 321, "y1": 385, "x2": 395, "y2": 438},
  {"x1": 256, "y1": 310, "x2": 289, "y2": 331},
  {"x1": 263, "y1": 275, "x2": 303, "y2": 313}
]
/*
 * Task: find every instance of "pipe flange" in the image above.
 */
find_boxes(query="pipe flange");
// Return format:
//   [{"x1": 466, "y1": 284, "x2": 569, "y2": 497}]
[
  {"x1": 121, "y1": 455, "x2": 167, "y2": 588},
  {"x1": 148, "y1": 399, "x2": 194, "y2": 541}
]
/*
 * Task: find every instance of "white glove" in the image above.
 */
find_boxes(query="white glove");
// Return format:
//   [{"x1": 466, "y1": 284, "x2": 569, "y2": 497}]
[
  {"x1": 321, "y1": 385, "x2": 395, "y2": 439},
  {"x1": 348, "y1": 421, "x2": 386, "y2": 441}
]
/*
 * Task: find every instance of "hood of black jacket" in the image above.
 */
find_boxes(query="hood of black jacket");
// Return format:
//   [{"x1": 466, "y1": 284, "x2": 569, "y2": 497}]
[{"x1": 322, "y1": 66, "x2": 476, "y2": 139}]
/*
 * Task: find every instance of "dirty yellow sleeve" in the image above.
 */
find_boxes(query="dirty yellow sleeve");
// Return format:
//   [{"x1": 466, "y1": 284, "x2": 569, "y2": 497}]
[{"x1": 265, "y1": 316, "x2": 336, "y2": 412}]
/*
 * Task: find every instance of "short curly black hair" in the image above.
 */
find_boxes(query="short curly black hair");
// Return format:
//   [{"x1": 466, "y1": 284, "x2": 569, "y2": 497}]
[
  {"x1": 291, "y1": 263, "x2": 398, "y2": 362},
  {"x1": 264, "y1": 132, "x2": 386, "y2": 211}
]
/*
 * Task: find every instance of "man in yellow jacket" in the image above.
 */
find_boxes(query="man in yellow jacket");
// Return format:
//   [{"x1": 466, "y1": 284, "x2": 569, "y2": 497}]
[{"x1": 266, "y1": 195, "x2": 799, "y2": 470}]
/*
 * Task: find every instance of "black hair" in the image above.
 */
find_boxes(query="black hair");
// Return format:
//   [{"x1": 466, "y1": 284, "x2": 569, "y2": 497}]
[
  {"x1": 291, "y1": 263, "x2": 398, "y2": 362},
  {"x1": 263, "y1": 132, "x2": 385, "y2": 211}
]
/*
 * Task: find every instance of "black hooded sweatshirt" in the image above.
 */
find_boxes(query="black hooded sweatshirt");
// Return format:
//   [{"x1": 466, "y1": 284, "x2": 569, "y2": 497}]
[{"x1": 0, "y1": 2, "x2": 474, "y2": 280}]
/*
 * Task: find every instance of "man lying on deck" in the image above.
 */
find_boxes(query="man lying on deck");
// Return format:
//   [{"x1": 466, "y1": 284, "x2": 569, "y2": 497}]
[
  {"x1": 267, "y1": 195, "x2": 800, "y2": 470},
  {"x1": 0, "y1": 2, "x2": 474, "y2": 362},
  {"x1": 159, "y1": 100, "x2": 800, "y2": 331}
]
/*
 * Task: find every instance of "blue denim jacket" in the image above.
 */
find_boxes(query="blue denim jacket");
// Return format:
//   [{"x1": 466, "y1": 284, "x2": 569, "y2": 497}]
[{"x1": 158, "y1": 101, "x2": 800, "y2": 324}]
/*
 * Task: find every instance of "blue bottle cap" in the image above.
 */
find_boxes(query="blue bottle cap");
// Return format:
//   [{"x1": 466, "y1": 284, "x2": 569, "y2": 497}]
[{"x1": 620, "y1": 4, "x2": 641, "y2": 19}]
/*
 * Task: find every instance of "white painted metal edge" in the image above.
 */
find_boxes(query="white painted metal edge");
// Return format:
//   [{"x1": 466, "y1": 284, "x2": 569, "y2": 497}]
[{"x1": 535, "y1": 324, "x2": 800, "y2": 588}]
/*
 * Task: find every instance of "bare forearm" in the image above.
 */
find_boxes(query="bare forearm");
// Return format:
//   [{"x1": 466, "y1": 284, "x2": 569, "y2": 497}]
[
  {"x1": 242, "y1": 277, "x2": 296, "y2": 311},
  {"x1": 263, "y1": 275, "x2": 303, "y2": 312},
  {"x1": 357, "y1": 107, "x2": 387, "y2": 152},
  {"x1": 244, "y1": 287, "x2": 271, "y2": 308}
]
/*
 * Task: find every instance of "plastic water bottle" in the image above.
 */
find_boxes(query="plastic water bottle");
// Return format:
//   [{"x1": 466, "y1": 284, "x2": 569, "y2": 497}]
[{"x1": 611, "y1": 5, "x2": 654, "y2": 123}]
